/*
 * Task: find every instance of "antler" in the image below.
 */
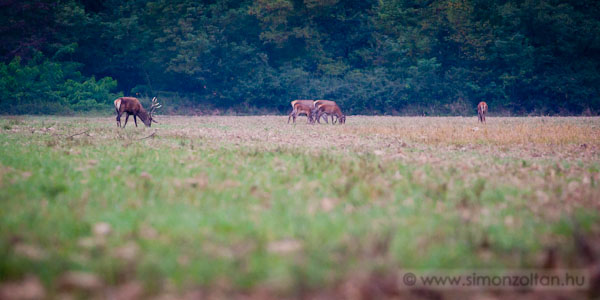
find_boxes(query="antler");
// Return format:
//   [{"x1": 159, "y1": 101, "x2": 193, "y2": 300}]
[{"x1": 149, "y1": 97, "x2": 161, "y2": 116}]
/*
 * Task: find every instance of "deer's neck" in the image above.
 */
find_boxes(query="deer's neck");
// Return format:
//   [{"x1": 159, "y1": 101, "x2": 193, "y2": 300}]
[{"x1": 137, "y1": 109, "x2": 150, "y2": 122}]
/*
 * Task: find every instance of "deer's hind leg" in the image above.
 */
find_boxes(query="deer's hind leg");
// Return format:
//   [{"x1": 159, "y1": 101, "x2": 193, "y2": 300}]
[
  {"x1": 318, "y1": 111, "x2": 328, "y2": 124},
  {"x1": 123, "y1": 113, "x2": 130, "y2": 128},
  {"x1": 116, "y1": 110, "x2": 122, "y2": 128}
]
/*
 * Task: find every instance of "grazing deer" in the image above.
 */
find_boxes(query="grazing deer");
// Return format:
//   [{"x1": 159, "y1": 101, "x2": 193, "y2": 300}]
[
  {"x1": 313, "y1": 100, "x2": 338, "y2": 123},
  {"x1": 477, "y1": 101, "x2": 488, "y2": 123},
  {"x1": 316, "y1": 102, "x2": 345, "y2": 124},
  {"x1": 114, "y1": 97, "x2": 161, "y2": 128},
  {"x1": 288, "y1": 100, "x2": 315, "y2": 124}
]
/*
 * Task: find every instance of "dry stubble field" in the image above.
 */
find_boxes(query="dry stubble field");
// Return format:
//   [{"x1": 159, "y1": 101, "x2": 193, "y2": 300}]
[{"x1": 0, "y1": 115, "x2": 599, "y2": 299}]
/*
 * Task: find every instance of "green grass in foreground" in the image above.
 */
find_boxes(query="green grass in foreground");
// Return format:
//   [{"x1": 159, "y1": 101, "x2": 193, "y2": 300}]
[{"x1": 0, "y1": 116, "x2": 599, "y2": 298}]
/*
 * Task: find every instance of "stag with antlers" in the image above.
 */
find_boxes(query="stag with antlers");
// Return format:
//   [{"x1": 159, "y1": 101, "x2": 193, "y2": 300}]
[{"x1": 114, "y1": 97, "x2": 161, "y2": 128}]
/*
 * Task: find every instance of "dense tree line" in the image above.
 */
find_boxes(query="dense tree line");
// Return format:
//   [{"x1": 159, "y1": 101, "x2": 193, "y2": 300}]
[{"x1": 1, "y1": 0, "x2": 599, "y2": 115}]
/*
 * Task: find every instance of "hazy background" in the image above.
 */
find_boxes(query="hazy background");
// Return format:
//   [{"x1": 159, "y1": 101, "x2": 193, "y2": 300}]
[{"x1": 1, "y1": 0, "x2": 599, "y2": 115}]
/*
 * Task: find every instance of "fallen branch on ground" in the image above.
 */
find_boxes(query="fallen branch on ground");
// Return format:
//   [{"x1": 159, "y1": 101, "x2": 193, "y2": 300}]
[
  {"x1": 65, "y1": 130, "x2": 90, "y2": 139},
  {"x1": 52, "y1": 130, "x2": 90, "y2": 139},
  {"x1": 138, "y1": 131, "x2": 156, "y2": 140}
]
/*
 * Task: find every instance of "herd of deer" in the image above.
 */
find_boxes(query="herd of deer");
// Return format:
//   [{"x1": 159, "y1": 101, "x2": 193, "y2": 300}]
[
  {"x1": 112, "y1": 97, "x2": 488, "y2": 128},
  {"x1": 287, "y1": 99, "x2": 346, "y2": 124}
]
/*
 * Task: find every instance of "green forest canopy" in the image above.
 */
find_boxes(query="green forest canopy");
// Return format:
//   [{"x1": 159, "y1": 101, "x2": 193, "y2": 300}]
[{"x1": 1, "y1": 0, "x2": 599, "y2": 115}]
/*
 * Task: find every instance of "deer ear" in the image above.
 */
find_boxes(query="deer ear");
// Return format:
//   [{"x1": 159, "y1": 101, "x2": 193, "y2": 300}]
[{"x1": 152, "y1": 119, "x2": 158, "y2": 123}]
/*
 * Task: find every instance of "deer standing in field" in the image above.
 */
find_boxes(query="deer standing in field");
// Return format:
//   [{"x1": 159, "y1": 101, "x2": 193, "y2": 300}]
[
  {"x1": 114, "y1": 97, "x2": 161, "y2": 128},
  {"x1": 315, "y1": 101, "x2": 346, "y2": 124},
  {"x1": 288, "y1": 100, "x2": 315, "y2": 124},
  {"x1": 313, "y1": 100, "x2": 338, "y2": 124},
  {"x1": 477, "y1": 101, "x2": 488, "y2": 123}
]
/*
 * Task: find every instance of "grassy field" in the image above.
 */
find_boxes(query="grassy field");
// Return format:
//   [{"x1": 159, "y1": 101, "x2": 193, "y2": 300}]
[{"x1": 0, "y1": 115, "x2": 599, "y2": 299}]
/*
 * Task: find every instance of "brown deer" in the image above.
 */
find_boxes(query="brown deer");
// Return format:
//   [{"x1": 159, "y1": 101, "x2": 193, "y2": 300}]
[
  {"x1": 316, "y1": 102, "x2": 346, "y2": 124},
  {"x1": 313, "y1": 100, "x2": 338, "y2": 124},
  {"x1": 114, "y1": 97, "x2": 161, "y2": 128},
  {"x1": 288, "y1": 100, "x2": 315, "y2": 124},
  {"x1": 477, "y1": 101, "x2": 488, "y2": 123}
]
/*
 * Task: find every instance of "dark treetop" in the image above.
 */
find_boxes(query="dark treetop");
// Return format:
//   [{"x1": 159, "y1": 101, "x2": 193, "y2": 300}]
[{"x1": 1, "y1": 0, "x2": 599, "y2": 115}]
